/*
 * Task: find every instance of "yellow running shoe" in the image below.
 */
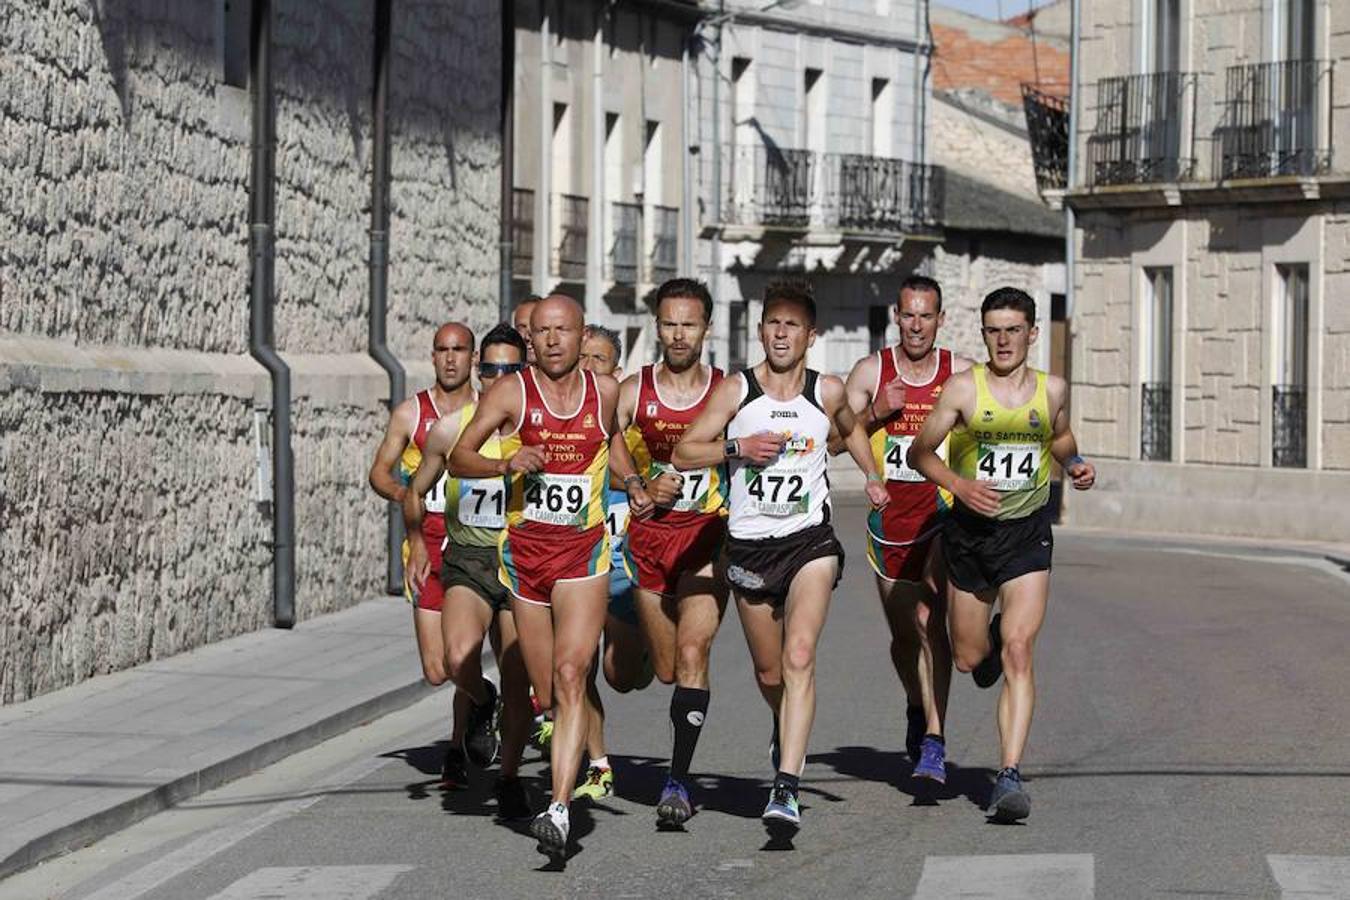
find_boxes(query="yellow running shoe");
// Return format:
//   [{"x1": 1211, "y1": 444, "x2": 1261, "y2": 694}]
[
  {"x1": 572, "y1": 765, "x2": 614, "y2": 800},
  {"x1": 531, "y1": 718, "x2": 553, "y2": 752}
]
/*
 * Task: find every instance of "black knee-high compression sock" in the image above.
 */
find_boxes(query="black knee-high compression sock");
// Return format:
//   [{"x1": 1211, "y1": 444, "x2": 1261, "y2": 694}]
[{"x1": 669, "y1": 686, "x2": 710, "y2": 780}]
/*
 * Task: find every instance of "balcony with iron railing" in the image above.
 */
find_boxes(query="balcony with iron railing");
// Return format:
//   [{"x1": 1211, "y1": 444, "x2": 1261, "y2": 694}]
[
  {"x1": 1216, "y1": 59, "x2": 1334, "y2": 180},
  {"x1": 511, "y1": 188, "x2": 534, "y2": 277},
  {"x1": 1021, "y1": 83, "x2": 1070, "y2": 193},
  {"x1": 720, "y1": 144, "x2": 944, "y2": 235},
  {"x1": 650, "y1": 205, "x2": 678, "y2": 285},
  {"x1": 552, "y1": 194, "x2": 588, "y2": 281},
  {"x1": 1087, "y1": 72, "x2": 1199, "y2": 186},
  {"x1": 608, "y1": 202, "x2": 642, "y2": 285}
]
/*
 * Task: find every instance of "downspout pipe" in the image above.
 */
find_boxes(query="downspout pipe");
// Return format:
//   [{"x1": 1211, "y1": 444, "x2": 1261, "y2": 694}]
[
  {"x1": 1066, "y1": 0, "x2": 1080, "y2": 320},
  {"x1": 248, "y1": 0, "x2": 295, "y2": 628},
  {"x1": 369, "y1": 0, "x2": 406, "y2": 596},
  {"x1": 499, "y1": 1, "x2": 514, "y2": 321}
]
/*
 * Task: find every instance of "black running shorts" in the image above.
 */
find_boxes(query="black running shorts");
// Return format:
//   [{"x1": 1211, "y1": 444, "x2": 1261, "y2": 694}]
[
  {"x1": 943, "y1": 503, "x2": 1053, "y2": 594},
  {"x1": 441, "y1": 543, "x2": 511, "y2": 613},
  {"x1": 724, "y1": 522, "x2": 845, "y2": 605}
]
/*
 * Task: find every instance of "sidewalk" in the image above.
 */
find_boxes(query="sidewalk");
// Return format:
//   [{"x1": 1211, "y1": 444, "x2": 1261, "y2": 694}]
[{"x1": 0, "y1": 596, "x2": 432, "y2": 881}]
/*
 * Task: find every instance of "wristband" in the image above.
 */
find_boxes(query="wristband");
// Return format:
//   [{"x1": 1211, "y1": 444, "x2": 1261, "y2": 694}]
[
  {"x1": 866, "y1": 472, "x2": 884, "y2": 483},
  {"x1": 1066, "y1": 455, "x2": 1086, "y2": 469},
  {"x1": 723, "y1": 438, "x2": 739, "y2": 460}
]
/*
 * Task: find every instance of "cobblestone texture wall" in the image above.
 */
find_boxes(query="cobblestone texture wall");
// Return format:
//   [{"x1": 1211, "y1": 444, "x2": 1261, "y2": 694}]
[{"x1": 1, "y1": 0, "x2": 501, "y2": 705}]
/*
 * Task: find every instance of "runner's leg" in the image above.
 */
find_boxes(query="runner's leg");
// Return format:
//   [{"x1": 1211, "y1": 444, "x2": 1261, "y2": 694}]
[
  {"x1": 994, "y1": 570, "x2": 1049, "y2": 769},
  {"x1": 948, "y1": 583, "x2": 998, "y2": 674},
  {"x1": 493, "y1": 610, "x2": 531, "y2": 779},
  {"x1": 777, "y1": 556, "x2": 837, "y2": 776},
  {"x1": 442, "y1": 587, "x2": 493, "y2": 705},
  {"x1": 510, "y1": 597, "x2": 555, "y2": 711},
  {"x1": 735, "y1": 593, "x2": 785, "y2": 714},
  {"x1": 547, "y1": 575, "x2": 609, "y2": 805},
  {"x1": 602, "y1": 614, "x2": 647, "y2": 692},
  {"x1": 634, "y1": 586, "x2": 678, "y2": 685}
]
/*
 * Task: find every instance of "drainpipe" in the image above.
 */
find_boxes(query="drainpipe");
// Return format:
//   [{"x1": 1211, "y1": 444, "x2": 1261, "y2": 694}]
[
  {"x1": 499, "y1": 1, "x2": 514, "y2": 321},
  {"x1": 681, "y1": 35, "x2": 695, "y2": 277},
  {"x1": 248, "y1": 0, "x2": 294, "y2": 628},
  {"x1": 1066, "y1": 0, "x2": 1080, "y2": 320},
  {"x1": 710, "y1": 4, "x2": 724, "y2": 368},
  {"x1": 369, "y1": 0, "x2": 406, "y2": 596}
]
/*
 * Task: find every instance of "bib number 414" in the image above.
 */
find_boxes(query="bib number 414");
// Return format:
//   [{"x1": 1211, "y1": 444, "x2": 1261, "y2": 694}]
[{"x1": 976, "y1": 443, "x2": 1039, "y2": 491}]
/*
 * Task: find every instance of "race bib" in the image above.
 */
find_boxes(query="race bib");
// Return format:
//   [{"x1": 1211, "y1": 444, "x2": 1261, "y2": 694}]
[
  {"x1": 457, "y1": 477, "x2": 506, "y2": 529},
  {"x1": 423, "y1": 473, "x2": 448, "y2": 514},
  {"x1": 743, "y1": 463, "x2": 809, "y2": 517},
  {"x1": 522, "y1": 472, "x2": 592, "y2": 526},
  {"x1": 976, "y1": 442, "x2": 1040, "y2": 491},
  {"x1": 883, "y1": 435, "x2": 945, "y2": 483},
  {"x1": 650, "y1": 461, "x2": 714, "y2": 512},
  {"x1": 606, "y1": 499, "x2": 630, "y2": 542}
]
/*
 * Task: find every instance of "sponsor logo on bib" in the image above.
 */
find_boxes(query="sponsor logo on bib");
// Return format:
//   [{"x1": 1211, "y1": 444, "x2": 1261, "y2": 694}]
[
  {"x1": 1028, "y1": 409, "x2": 1041, "y2": 429},
  {"x1": 646, "y1": 401, "x2": 658, "y2": 417},
  {"x1": 530, "y1": 409, "x2": 543, "y2": 425}
]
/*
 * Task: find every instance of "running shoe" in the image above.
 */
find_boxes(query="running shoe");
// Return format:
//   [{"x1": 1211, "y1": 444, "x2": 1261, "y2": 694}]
[
  {"x1": 572, "y1": 765, "x2": 614, "y2": 801},
  {"x1": 531, "y1": 718, "x2": 553, "y2": 752},
  {"x1": 656, "y1": 778, "x2": 693, "y2": 827},
  {"x1": 463, "y1": 678, "x2": 500, "y2": 768},
  {"x1": 530, "y1": 802, "x2": 570, "y2": 860},
  {"x1": 761, "y1": 783, "x2": 800, "y2": 829},
  {"x1": 905, "y1": 705, "x2": 926, "y2": 761},
  {"x1": 440, "y1": 745, "x2": 468, "y2": 790},
  {"x1": 987, "y1": 766, "x2": 1031, "y2": 823},
  {"x1": 494, "y1": 775, "x2": 531, "y2": 821},
  {"x1": 769, "y1": 718, "x2": 781, "y2": 772},
  {"x1": 912, "y1": 736, "x2": 947, "y2": 784},
  {"x1": 972, "y1": 613, "x2": 1004, "y2": 689}
]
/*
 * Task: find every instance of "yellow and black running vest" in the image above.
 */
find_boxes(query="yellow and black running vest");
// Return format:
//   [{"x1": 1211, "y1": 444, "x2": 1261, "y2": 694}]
[{"x1": 950, "y1": 365, "x2": 1052, "y2": 520}]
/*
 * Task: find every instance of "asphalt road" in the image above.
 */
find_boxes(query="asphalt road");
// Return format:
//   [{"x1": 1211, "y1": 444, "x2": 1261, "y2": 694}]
[{"x1": 8, "y1": 503, "x2": 1350, "y2": 900}]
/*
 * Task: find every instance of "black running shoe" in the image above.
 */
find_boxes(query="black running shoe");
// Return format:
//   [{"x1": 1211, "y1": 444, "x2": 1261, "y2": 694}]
[
  {"x1": 905, "y1": 705, "x2": 926, "y2": 760},
  {"x1": 440, "y1": 745, "x2": 469, "y2": 789},
  {"x1": 463, "y1": 678, "x2": 500, "y2": 768},
  {"x1": 988, "y1": 766, "x2": 1031, "y2": 823},
  {"x1": 494, "y1": 775, "x2": 531, "y2": 821},
  {"x1": 972, "y1": 613, "x2": 1004, "y2": 689}
]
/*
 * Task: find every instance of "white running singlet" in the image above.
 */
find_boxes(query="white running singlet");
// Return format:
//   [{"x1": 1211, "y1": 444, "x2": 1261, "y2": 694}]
[{"x1": 726, "y1": 369, "x2": 832, "y2": 540}]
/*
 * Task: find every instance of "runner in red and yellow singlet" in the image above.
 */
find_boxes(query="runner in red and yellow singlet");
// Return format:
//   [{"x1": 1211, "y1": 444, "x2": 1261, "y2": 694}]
[
  {"x1": 836, "y1": 276, "x2": 972, "y2": 787},
  {"x1": 612, "y1": 279, "x2": 730, "y2": 828},
  {"x1": 448, "y1": 295, "x2": 651, "y2": 863}
]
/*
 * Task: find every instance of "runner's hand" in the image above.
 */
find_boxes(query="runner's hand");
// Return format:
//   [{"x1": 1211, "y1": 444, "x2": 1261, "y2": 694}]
[
  {"x1": 737, "y1": 431, "x2": 785, "y2": 466},
  {"x1": 1067, "y1": 459, "x2": 1096, "y2": 490},
  {"x1": 864, "y1": 480, "x2": 889, "y2": 510},
  {"x1": 505, "y1": 445, "x2": 546, "y2": 474},
  {"x1": 627, "y1": 482, "x2": 656, "y2": 519},
  {"x1": 953, "y1": 477, "x2": 1001, "y2": 517},
  {"x1": 872, "y1": 377, "x2": 907, "y2": 420},
  {"x1": 406, "y1": 541, "x2": 430, "y2": 593},
  {"x1": 645, "y1": 472, "x2": 683, "y2": 508}
]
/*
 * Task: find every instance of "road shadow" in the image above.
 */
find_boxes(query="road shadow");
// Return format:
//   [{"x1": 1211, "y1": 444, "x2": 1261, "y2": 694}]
[
  {"x1": 609, "y1": 753, "x2": 770, "y2": 821},
  {"x1": 809, "y1": 745, "x2": 995, "y2": 811}
]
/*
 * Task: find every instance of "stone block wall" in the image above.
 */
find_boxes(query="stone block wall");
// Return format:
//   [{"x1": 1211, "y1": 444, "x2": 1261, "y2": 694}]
[{"x1": 0, "y1": 0, "x2": 501, "y2": 705}]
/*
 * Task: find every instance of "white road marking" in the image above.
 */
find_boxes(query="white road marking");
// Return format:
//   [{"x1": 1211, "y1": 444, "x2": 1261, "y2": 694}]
[
  {"x1": 912, "y1": 854, "x2": 1094, "y2": 900},
  {"x1": 1159, "y1": 548, "x2": 1350, "y2": 587},
  {"x1": 205, "y1": 865, "x2": 414, "y2": 900},
  {"x1": 1268, "y1": 856, "x2": 1350, "y2": 899}
]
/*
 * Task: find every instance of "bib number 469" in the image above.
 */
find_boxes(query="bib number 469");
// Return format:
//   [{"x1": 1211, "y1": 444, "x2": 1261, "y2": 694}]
[{"x1": 522, "y1": 474, "x2": 591, "y2": 525}]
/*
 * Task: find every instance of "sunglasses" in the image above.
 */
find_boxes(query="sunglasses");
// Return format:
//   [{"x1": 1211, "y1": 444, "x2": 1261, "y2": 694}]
[{"x1": 479, "y1": 362, "x2": 525, "y2": 377}]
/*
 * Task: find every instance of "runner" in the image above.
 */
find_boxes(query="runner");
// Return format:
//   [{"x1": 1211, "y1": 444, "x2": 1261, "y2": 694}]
[
  {"x1": 513, "y1": 295, "x2": 542, "y2": 364},
  {"x1": 834, "y1": 275, "x2": 971, "y2": 784},
  {"x1": 448, "y1": 295, "x2": 645, "y2": 861},
  {"x1": 403, "y1": 323, "x2": 533, "y2": 819},
  {"x1": 615, "y1": 279, "x2": 730, "y2": 828},
  {"x1": 908, "y1": 286, "x2": 1096, "y2": 823},
  {"x1": 572, "y1": 324, "x2": 652, "y2": 803},
  {"x1": 366, "y1": 322, "x2": 475, "y2": 786},
  {"x1": 673, "y1": 278, "x2": 889, "y2": 836}
]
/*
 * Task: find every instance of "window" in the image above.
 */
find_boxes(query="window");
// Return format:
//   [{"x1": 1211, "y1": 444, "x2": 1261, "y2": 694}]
[
  {"x1": 869, "y1": 78, "x2": 893, "y2": 158},
  {"x1": 801, "y1": 68, "x2": 824, "y2": 151},
  {"x1": 1151, "y1": 0, "x2": 1180, "y2": 73},
  {"x1": 1273, "y1": 263, "x2": 1309, "y2": 468},
  {"x1": 868, "y1": 305, "x2": 890, "y2": 354},
  {"x1": 1285, "y1": 0, "x2": 1315, "y2": 61},
  {"x1": 1141, "y1": 267, "x2": 1173, "y2": 461},
  {"x1": 729, "y1": 301, "x2": 749, "y2": 372}
]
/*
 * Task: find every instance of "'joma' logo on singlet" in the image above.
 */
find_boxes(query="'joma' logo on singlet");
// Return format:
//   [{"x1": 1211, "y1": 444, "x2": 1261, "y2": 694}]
[{"x1": 770, "y1": 410, "x2": 798, "y2": 419}]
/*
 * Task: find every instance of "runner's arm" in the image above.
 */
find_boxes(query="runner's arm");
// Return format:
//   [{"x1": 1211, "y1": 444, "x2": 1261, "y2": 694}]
[
  {"x1": 1047, "y1": 375, "x2": 1095, "y2": 490},
  {"x1": 822, "y1": 376, "x2": 888, "y2": 508},
  {"x1": 367, "y1": 398, "x2": 416, "y2": 503},
  {"x1": 828, "y1": 354, "x2": 880, "y2": 455},
  {"x1": 448, "y1": 375, "x2": 541, "y2": 478},
  {"x1": 908, "y1": 374, "x2": 1000, "y2": 517},
  {"x1": 674, "y1": 376, "x2": 785, "y2": 468},
  {"x1": 603, "y1": 376, "x2": 656, "y2": 517},
  {"x1": 401, "y1": 417, "x2": 461, "y2": 591}
]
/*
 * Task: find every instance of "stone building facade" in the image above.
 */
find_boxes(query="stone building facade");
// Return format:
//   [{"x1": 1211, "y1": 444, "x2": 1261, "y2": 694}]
[
  {"x1": 0, "y1": 0, "x2": 501, "y2": 704},
  {"x1": 1064, "y1": 0, "x2": 1350, "y2": 540}
]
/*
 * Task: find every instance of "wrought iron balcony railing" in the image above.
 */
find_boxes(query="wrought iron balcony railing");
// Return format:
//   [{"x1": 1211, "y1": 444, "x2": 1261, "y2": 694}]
[
  {"x1": 1141, "y1": 382, "x2": 1172, "y2": 462},
  {"x1": 650, "y1": 205, "x2": 678, "y2": 285},
  {"x1": 720, "y1": 144, "x2": 944, "y2": 235},
  {"x1": 1021, "y1": 83, "x2": 1070, "y2": 192},
  {"x1": 511, "y1": 188, "x2": 534, "y2": 277},
  {"x1": 1217, "y1": 59, "x2": 1334, "y2": 179},
  {"x1": 609, "y1": 202, "x2": 642, "y2": 285},
  {"x1": 1272, "y1": 384, "x2": 1307, "y2": 468},
  {"x1": 553, "y1": 193, "x2": 588, "y2": 280},
  {"x1": 1087, "y1": 72, "x2": 1198, "y2": 186}
]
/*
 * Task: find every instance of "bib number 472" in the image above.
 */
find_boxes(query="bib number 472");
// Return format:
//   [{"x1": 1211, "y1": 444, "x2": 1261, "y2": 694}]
[{"x1": 746, "y1": 472, "x2": 803, "y2": 503}]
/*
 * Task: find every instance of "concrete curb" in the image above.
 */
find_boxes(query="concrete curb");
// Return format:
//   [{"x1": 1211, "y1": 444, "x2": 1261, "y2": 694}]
[
  {"x1": 1055, "y1": 524, "x2": 1350, "y2": 570},
  {"x1": 0, "y1": 678, "x2": 433, "y2": 881}
]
